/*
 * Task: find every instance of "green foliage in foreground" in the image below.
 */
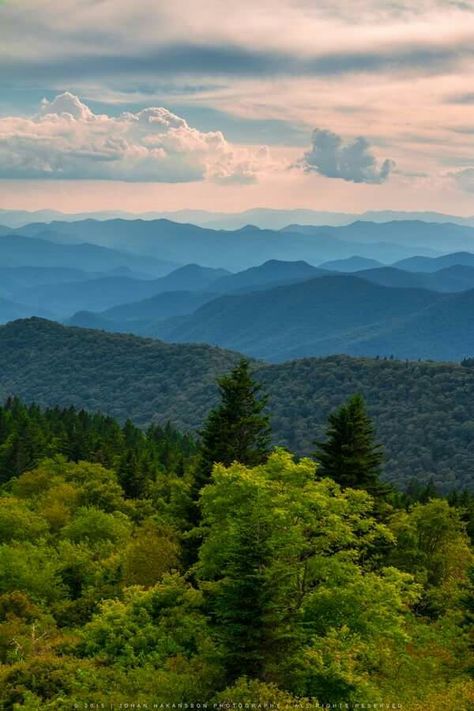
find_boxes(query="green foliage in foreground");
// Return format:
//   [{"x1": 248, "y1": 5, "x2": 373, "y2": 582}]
[
  {"x1": 0, "y1": 443, "x2": 473, "y2": 708},
  {"x1": 0, "y1": 360, "x2": 473, "y2": 707}
]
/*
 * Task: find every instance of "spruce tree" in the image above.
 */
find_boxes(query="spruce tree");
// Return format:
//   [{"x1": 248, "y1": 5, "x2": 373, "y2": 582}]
[
  {"x1": 315, "y1": 393, "x2": 385, "y2": 495},
  {"x1": 194, "y1": 359, "x2": 271, "y2": 495}
]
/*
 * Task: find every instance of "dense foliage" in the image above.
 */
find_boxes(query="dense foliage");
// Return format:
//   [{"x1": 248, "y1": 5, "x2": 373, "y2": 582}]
[
  {"x1": 2, "y1": 319, "x2": 474, "y2": 492},
  {"x1": 0, "y1": 406, "x2": 473, "y2": 706},
  {"x1": 0, "y1": 397, "x2": 197, "y2": 495}
]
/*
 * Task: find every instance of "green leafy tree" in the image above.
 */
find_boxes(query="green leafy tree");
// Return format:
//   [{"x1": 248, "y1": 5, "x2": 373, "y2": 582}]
[
  {"x1": 196, "y1": 450, "x2": 395, "y2": 691},
  {"x1": 388, "y1": 499, "x2": 473, "y2": 615},
  {"x1": 315, "y1": 394, "x2": 385, "y2": 495}
]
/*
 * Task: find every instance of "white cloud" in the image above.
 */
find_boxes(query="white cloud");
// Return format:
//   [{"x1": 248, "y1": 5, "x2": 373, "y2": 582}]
[
  {"x1": 0, "y1": 92, "x2": 270, "y2": 183},
  {"x1": 301, "y1": 128, "x2": 395, "y2": 184}
]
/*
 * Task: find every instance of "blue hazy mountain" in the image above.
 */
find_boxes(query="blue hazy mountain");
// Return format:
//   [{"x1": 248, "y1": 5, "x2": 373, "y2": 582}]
[
  {"x1": 357, "y1": 265, "x2": 474, "y2": 292},
  {"x1": 343, "y1": 288, "x2": 474, "y2": 362},
  {"x1": 19, "y1": 264, "x2": 228, "y2": 317},
  {"x1": 147, "y1": 271, "x2": 474, "y2": 362},
  {"x1": 393, "y1": 252, "x2": 474, "y2": 272},
  {"x1": 68, "y1": 290, "x2": 217, "y2": 335},
  {"x1": 66, "y1": 260, "x2": 324, "y2": 333},
  {"x1": 285, "y1": 220, "x2": 474, "y2": 253},
  {"x1": 153, "y1": 275, "x2": 445, "y2": 361},
  {"x1": 210, "y1": 259, "x2": 325, "y2": 293},
  {"x1": 9, "y1": 218, "x2": 451, "y2": 269},
  {"x1": 64, "y1": 259, "x2": 474, "y2": 352},
  {"x1": 0, "y1": 233, "x2": 173, "y2": 275},
  {"x1": 0, "y1": 266, "x2": 93, "y2": 301},
  {"x1": 2, "y1": 207, "x2": 474, "y2": 229}
]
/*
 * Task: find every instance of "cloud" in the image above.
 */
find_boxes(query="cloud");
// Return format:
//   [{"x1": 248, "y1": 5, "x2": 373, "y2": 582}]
[
  {"x1": 301, "y1": 128, "x2": 395, "y2": 184},
  {"x1": 1, "y1": 1, "x2": 473, "y2": 93},
  {"x1": 452, "y1": 168, "x2": 474, "y2": 193},
  {"x1": 2, "y1": 41, "x2": 473, "y2": 88},
  {"x1": 0, "y1": 92, "x2": 269, "y2": 183}
]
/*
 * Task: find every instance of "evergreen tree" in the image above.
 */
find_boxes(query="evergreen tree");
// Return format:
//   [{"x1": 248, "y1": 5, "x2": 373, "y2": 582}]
[
  {"x1": 315, "y1": 394, "x2": 385, "y2": 495},
  {"x1": 194, "y1": 358, "x2": 271, "y2": 495}
]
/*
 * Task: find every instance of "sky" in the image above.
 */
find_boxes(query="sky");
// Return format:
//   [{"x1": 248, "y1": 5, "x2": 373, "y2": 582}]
[{"x1": 0, "y1": 0, "x2": 473, "y2": 215}]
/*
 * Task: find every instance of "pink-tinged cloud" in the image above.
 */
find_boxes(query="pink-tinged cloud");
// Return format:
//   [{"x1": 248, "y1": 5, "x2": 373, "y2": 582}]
[{"x1": 0, "y1": 93, "x2": 271, "y2": 184}]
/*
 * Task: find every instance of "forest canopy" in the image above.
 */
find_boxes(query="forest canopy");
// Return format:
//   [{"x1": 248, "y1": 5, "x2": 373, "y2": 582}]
[
  {"x1": 0, "y1": 364, "x2": 473, "y2": 708},
  {"x1": 1, "y1": 318, "x2": 474, "y2": 491}
]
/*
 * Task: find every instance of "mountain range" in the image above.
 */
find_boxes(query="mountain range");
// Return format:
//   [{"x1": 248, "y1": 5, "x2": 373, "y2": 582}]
[
  {"x1": 152, "y1": 275, "x2": 452, "y2": 361},
  {"x1": 17, "y1": 264, "x2": 227, "y2": 317},
  {"x1": 7, "y1": 218, "x2": 470, "y2": 270},
  {"x1": 2, "y1": 216, "x2": 474, "y2": 363},
  {"x1": 63, "y1": 258, "x2": 474, "y2": 362},
  {"x1": 0, "y1": 233, "x2": 174, "y2": 275},
  {"x1": 2, "y1": 207, "x2": 474, "y2": 229}
]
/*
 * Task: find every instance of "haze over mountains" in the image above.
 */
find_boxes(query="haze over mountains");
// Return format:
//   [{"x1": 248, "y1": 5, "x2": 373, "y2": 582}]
[
  {"x1": 1, "y1": 212, "x2": 474, "y2": 362},
  {"x1": 5, "y1": 217, "x2": 453, "y2": 270},
  {"x1": 152, "y1": 276, "x2": 455, "y2": 361},
  {"x1": 2, "y1": 207, "x2": 474, "y2": 229}
]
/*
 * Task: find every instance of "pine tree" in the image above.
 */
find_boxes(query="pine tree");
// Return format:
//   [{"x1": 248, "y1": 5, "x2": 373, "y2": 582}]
[
  {"x1": 194, "y1": 358, "x2": 271, "y2": 496},
  {"x1": 315, "y1": 394, "x2": 385, "y2": 495}
]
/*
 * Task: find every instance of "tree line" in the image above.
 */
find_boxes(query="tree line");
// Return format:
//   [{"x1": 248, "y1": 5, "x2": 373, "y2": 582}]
[{"x1": 0, "y1": 360, "x2": 473, "y2": 708}]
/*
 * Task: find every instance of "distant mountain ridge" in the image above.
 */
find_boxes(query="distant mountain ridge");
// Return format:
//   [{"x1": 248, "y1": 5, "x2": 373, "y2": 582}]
[
  {"x1": 153, "y1": 274, "x2": 446, "y2": 361},
  {"x1": 17, "y1": 264, "x2": 228, "y2": 318},
  {"x1": 393, "y1": 252, "x2": 474, "y2": 272},
  {"x1": 68, "y1": 290, "x2": 217, "y2": 334},
  {"x1": 0, "y1": 233, "x2": 173, "y2": 275},
  {"x1": 285, "y1": 220, "x2": 474, "y2": 253},
  {"x1": 6, "y1": 217, "x2": 463, "y2": 270},
  {"x1": 210, "y1": 259, "x2": 325, "y2": 293},
  {"x1": 1, "y1": 207, "x2": 474, "y2": 229},
  {"x1": 67, "y1": 258, "x2": 474, "y2": 358}
]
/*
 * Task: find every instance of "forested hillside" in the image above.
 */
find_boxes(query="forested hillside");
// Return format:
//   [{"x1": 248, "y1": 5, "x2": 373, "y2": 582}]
[
  {"x1": 0, "y1": 375, "x2": 472, "y2": 708},
  {"x1": 1, "y1": 318, "x2": 474, "y2": 491}
]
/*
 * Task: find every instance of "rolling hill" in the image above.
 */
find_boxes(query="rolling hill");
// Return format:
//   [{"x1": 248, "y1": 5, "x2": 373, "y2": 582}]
[
  {"x1": 68, "y1": 290, "x2": 217, "y2": 333},
  {"x1": 345, "y1": 289, "x2": 474, "y2": 362},
  {"x1": 393, "y1": 251, "x2": 474, "y2": 272},
  {"x1": 0, "y1": 266, "x2": 94, "y2": 301},
  {"x1": 355, "y1": 264, "x2": 474, "y2": 292},
  {"x1": 0, "y1": 233, "x2": 172, "y2": 275},
  {"x1": 154, "y1": 275, "x2": 445, "y2": 361},
  {"x1": 1, "y1": 318, "x2": 474, "y2": 491},
  {"x1": 210, "y1": 259, "x2": 325, "y2": 293},
  {"x1": 18, "y1": 264, "x2": 228, "y2": 317}
]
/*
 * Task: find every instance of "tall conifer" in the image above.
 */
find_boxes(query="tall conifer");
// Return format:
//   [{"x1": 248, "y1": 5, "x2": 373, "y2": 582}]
[
  {"x1": 315, "y1": 393, "x2": 385, "y2": 495},
  {"x1": 194, "y1": 358, "x2": 271, "y2": 496}
]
